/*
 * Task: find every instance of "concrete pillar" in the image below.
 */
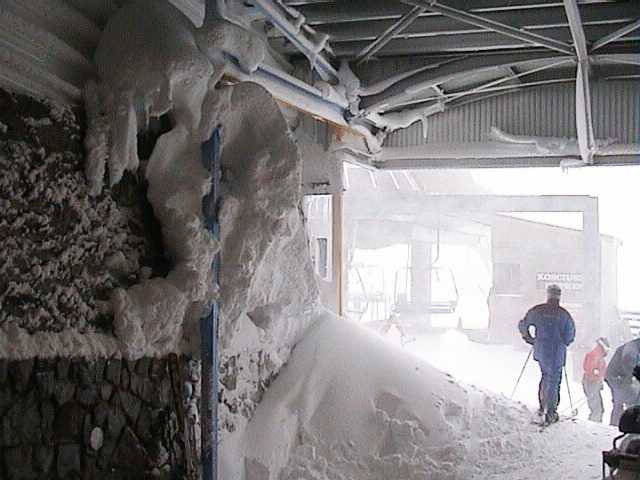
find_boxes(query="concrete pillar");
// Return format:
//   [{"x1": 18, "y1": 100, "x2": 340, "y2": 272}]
[
  {"x1": 332, "y1": 191, "x2": 344, "y2": 316},
  {"x1": 583, "y1": 199, "x2": 602, "y2": 340},
  {"x1": 410, "y1": 241, "x2": 432, "y2": 324}
]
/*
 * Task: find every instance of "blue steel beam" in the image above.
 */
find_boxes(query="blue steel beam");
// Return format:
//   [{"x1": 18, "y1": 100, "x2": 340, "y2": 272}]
[{"x1": 201, "y1": 127, "x2": 221, "y2": 480}]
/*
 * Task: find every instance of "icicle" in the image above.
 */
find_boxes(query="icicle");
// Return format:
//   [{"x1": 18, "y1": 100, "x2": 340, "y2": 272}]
[{"x1": 83, "y1": 81, "x2": 109, "y2": 195}]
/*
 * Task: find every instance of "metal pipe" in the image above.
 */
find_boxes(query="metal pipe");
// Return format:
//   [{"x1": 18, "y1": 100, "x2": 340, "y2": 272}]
[
  {"x1": 356, "y1": 6, "x2": 426, "y2": 64},
  {"x1": 251, "y1": 0, "x2": 338, "y2": 81},
  {"x1": 564, "y1": 0, "x2": 596, "y2": 164},
  {"x1": 591, "y1": 18, "x2": 640, "y2": 51},
  {"x1": 402, "y1": 0, "x2": 575, "y2": 55}
]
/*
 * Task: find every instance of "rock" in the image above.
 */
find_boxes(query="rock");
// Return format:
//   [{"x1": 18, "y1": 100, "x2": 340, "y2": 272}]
[
  {"x1": 77, "y1": 385, "x2": 99, "y2": 407},
  {"x1": 118, "y1": 390, "x2": 141, "y2": 423},
  {"x1": 5, "y1": 445, "x2": 36, "y2": 480},
  {"x1": 0, "y1": 385, "x2": 13, "y2": 414},
  {"x1": 106, "y1": 359, "x2": 122, "y2": 384},
  {"x1": 10, "y1": 359, "x2": 34, "y2": 392},
  {"x1": 0, "y1": 359, "x2": 8, "y2": 383},
  {"x1": 94, "y1": 401, "x2": 110, "y2": 427},
  {"x1": 158, "y1": 378, "x2": 172, "y2": 406},
  {"x1": 20, "y1": 399, "x2": 42, "y2": 443},
  {"x1": 72, "y1": 361, "x2": 93, "y2": 386},
  {"x1": 136, "y1": 358, "x2": 151, "y2": 377},
  {"x1": 97, "y1": 438, "x2": 116, "y2": 470},
  {"x1": 149, "y1": 360, "x2": 166, "y2": 380},
  {"x1": 53, "y1": 382, "x2": 76, "y2": 406},
  {"x1": 114, "y1": 427, "x2": 149, "y2": 472},
  {"x1": 136, "y1": 407, "x2": 153, "y2": 442},
  {"x1": 106, "y1": 406, "x2": 126, "y2": 439},
  {"x1": 41, "y1": 401, "x2": 55, "y2": 444},
  {"x1": 150, "y1": 443, "x2": 169, "y2": 467},
  {"x1": 94, "y1": 358, "x2": 106, "y2": 382},
  {"x1": 121, "y1": 367, "x2": 130, "y2": 389},
  {"x1": 90, "y1": 427, "x2": 104, "y2": 451},
  {"x1": 34, "y1": 370, "x2": 55, "y2": 398},
  {"x1": 1, "y1": 416, "x2": 19, "y2": 447},
  {"x1": 34, "y1": 446, "x2": 54, "y2": 472},
  {"x1": 130, "y1": 372, "x2": 141, "y2": 397},
  {"x1": 140, "y1": 378, "x2": 156, "y2": 403},
  {"x1": 83, "y1": 412, "x2": 93, "y2": 449},
  {"x1": 54, "y1": 402, "x2": 84, "y2": 442},
  {"x1": 101, "y1": 383, "x2": 113, "y2": 401},
  {"x1": 57, "y1": 444, "x2": 81, "y2": 479},
  {"x1": 56, "y1": 358, "x2": 70, "y2": 380}
]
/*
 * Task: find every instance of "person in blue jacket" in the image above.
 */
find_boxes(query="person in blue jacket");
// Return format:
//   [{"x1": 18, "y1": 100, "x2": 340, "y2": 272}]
[{"x1": 518, "y1": 284, "x2": 576, "y2": 424}]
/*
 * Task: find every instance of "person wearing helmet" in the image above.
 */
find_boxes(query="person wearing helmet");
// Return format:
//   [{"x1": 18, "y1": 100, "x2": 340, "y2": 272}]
[
  {"x1": 605, "y1": 338, "x2": 640, "y2": 426},
  {"x1": 582, "y1": 337, "x2": 611, "y2": 422},
  {"x1": 518, "y1": 284, "x2": 576, "y2": 425}
]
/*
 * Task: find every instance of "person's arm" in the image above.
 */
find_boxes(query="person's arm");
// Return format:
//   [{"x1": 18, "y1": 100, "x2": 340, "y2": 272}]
[
  {"x1": 562, "y1": 313, "x2": 576, "y2": 346},
  {"x1": 583, "y1": 351, "x2": 592, "y2": 375},
  {"x1": 518, "y1": 312, "x2": 535, "y2": 345}
]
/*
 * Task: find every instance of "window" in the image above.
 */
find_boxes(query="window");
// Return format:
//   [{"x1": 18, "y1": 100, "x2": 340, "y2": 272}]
[{"x1": 316, "y1": 237, "x2": 329, "y2": 280}]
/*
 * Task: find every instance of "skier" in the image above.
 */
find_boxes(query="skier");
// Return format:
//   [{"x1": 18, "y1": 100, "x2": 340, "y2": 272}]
[
  {"x1": 605, "y1": 338, "x2": 640, "y2": 426},
  {"x1": 582, "y1": 337, "x2": 610, "y2": 422},
  {"x1": 518, "y1": 284, "x2": 576, "y2": 425}
]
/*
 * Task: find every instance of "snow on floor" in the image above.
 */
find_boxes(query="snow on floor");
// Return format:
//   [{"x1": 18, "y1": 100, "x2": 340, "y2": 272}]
[
  {"x1": 227, "y1": 316, "x2": 616, "y2": 480},
  {"x1": 393, "y1": 325, "x2": 614, "y2": 423}
]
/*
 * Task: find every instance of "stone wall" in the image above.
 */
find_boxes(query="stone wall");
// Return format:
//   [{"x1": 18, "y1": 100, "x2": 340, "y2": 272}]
[
  {"x1": 0, "y1": 89, "x2": 201, "y2": 478},
  {"x1": 0, "y1": 356, "x2": 200, "y2": 480}
]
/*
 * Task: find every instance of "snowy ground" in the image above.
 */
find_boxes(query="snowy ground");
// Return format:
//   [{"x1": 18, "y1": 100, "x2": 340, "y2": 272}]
[
  {"x1": 225, "y1": 315, "x2": 617, "y2": 480},
  {"x1": 390, "y1": 323, "x2": 614, "y2": 422},
  {"x1": 376, "y1": 321, "x2": 619, "y2": 479}
]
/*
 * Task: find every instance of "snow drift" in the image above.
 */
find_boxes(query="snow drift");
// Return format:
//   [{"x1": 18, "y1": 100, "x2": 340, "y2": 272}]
[{"x1": 223, "y1": 315, "x2": 615, "y2": 480}]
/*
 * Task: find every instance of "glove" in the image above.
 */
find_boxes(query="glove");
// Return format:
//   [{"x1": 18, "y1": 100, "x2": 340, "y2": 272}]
[{"x1": 522, "y1": 335, "x2": 534, "y2": 346}]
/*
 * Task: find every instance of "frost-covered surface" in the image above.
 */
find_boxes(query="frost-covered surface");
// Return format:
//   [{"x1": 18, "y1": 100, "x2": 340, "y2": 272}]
[
  {"x1": 82, "y1": 0, "x2": 226, "y2": 359},
  {"x1": 224, "y1": 316, "x2": 615, "y2": 479},
  {"x1": 216, "y1": 83, "x2": 321, "y2": 436},
  {"x1": 0, "y1": 89, "x2": 162, "y2": 358}
]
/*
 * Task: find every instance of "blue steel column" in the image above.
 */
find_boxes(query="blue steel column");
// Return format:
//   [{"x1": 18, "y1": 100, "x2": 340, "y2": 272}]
[{"x1": 201, "y1": 127, "x2": 221, "y2": 479}]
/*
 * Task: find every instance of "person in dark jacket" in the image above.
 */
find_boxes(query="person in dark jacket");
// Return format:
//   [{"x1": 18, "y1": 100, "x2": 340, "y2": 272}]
[
  {"x1": 605, "y1": 338, "x2": 640, "y2": 426},
  {"x1": 518, "y1": 284, "x2": 576, "y2": 424},
  {"x1": 582, "y1": 337, "x2": 610, "y2": 422}
]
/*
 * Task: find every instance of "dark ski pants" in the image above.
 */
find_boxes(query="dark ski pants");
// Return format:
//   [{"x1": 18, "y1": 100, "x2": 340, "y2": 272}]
[
  {"x1": 539, "y1": 365, "x2": 563, "y2": 415},
  {"x1": 582, "y1": 378, "x2": 604, "y2": 423},
  {"x1": 607, "y1": 380, "x2": 639, "y2": 427}
]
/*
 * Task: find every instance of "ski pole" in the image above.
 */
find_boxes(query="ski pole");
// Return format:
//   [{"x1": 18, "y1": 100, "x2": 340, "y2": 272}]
[
  {"x1": 564, "y1": 367, "x2": 578, "y2": 416},
  {"x1": 511, "y1": 347, "x2": 533, "y2": 399}
]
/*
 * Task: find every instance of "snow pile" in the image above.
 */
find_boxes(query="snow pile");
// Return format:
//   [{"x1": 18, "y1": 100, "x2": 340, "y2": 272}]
[{"x1": 223, "y1": 316, "x2": 615, "y2": 479}]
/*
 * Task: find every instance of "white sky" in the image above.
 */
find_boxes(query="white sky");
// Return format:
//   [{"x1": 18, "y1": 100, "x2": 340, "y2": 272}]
[{"x1": 471, "y1": 166, "x2": 640, "y2": 311}]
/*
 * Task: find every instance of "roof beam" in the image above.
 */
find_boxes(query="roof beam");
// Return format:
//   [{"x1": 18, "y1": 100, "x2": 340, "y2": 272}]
[
  {"x1": 306, "y1": 3, "x2": 638, "y2": 44},
  {"x1": 355, "y1": 6, "x2": 425, "y2": 64},
  {"x1": 591, "y1": 18, "x2": 640, "y2": 51},
  {"x1": 564, "y1": 0, "x2": 596, "y2": 164},
  {"x1": 402, "y1": 0, "x2": 575, "y2": 55}
]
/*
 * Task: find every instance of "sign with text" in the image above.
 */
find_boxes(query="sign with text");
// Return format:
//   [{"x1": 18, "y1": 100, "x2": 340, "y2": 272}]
[{"x1": 536, "y1": 272, "x2": 583, "y2": 291}]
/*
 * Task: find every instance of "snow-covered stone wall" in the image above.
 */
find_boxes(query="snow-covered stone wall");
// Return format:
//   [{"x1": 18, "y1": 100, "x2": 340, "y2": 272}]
[
  {"x1": 0, "y1": 86, "x2": 200, "y2": 479},
  {"x1": 0, "y1": 87, "x2": 167, "y2": 354}
]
